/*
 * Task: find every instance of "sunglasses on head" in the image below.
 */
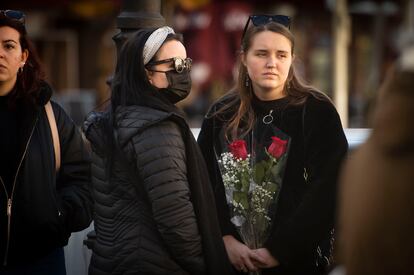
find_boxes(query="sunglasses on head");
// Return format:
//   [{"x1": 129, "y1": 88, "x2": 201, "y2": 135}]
[
  {"x1": 147, "y1": 57, "x2": 192, "y2": 73},
  {"x1": 242, "y1": 14, "x2": 291, "y2": 40},
  {"x1": 0, "y1": 10, "x2": 26, "y2": 26}
]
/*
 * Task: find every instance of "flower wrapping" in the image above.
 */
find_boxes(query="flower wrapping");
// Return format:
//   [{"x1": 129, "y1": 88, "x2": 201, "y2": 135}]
[{"x1": 217, "y1": 133, "x2": 290, "y2": 251}]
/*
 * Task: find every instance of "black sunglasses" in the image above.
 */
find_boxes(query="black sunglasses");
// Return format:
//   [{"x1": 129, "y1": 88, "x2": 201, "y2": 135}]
[
  {"x1": 147, "y1": 57, "x2": 192, "y2": 73},
  {"x1": 0, "y1": 10, "x2": 26, "y2": 26},
  {"x1": 242, "y1": 14, "x2": 291, "y2": 40}
]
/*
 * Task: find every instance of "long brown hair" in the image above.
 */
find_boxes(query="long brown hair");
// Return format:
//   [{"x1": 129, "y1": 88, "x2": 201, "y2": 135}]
[
  {"x1": 0, "y1": 16, "x2": 45, "y2": 108},
  {"x1": 215, "y1": 21, "x2": 328, "y2": 141}
]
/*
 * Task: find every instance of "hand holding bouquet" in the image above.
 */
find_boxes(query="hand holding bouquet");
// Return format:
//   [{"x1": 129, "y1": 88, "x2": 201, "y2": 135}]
[{"x1": 218, "y1": 136, "x2": 289, "y2": 250}]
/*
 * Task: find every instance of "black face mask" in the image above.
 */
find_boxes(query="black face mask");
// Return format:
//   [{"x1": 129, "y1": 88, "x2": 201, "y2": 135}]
[{"x1": 159, "y1": 69, "x2": 192, "y2": 104}]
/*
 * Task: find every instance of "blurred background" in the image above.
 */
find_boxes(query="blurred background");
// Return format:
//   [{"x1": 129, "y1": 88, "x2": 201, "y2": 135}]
[{"x1": 1, "y1": 0, "x2": 411, "y2": 128}]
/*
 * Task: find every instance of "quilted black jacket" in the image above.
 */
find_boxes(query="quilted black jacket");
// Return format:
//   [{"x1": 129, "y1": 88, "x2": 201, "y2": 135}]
[{"x1": 84, "y1": 106, "x2": 205, "y2": 275}]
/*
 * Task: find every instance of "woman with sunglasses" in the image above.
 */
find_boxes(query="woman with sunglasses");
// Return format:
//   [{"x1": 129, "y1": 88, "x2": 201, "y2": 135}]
[
  {"x1": 0, "y1": 10, "x2": 92, "y2": 275},
  {"x1": 198, "y1": 15, "x2": 348, "y2": 274},
  {"x1": 83, "y1": 26, "x2": 234, "y2": 275}
]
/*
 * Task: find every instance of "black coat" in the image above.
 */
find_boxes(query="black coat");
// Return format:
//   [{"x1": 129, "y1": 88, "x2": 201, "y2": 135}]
[
  {"x1": 0, "y1": 83, "x2": 92, "y2": 267},
  {"x1": 198, "y1": 94, "x2": 348, "y2": 274},
  {"x1": 84, "y1": 105, "x2": 234, "y2": 275}
]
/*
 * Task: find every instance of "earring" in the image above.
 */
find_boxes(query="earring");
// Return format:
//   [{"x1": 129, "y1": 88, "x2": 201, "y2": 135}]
[
  {"x1": 19, "y1": 62, "x2": 25, "y2": 74},
  {"x1": 245, "y1": 75, "x2": 250, "y2": 87}
]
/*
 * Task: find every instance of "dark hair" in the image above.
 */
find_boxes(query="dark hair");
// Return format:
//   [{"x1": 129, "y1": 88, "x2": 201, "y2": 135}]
[
  {"x1": 100, "y1": 27, "x2": 183, "y2": 173},
  {"x1": 103, "y1": 28, "x2": 182, "y2": 153},
  {"x1": 216, "y1": 22, "x2": 329, "y2": 140},
  {"x1": 0, "y1": 16, "x2": 45, "y2": 107},
  {"x1": 110, "y1": 28, "x2": 183, "y2": 113}
]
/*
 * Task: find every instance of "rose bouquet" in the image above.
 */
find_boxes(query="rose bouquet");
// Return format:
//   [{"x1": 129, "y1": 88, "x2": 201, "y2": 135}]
[{"x1": 218, "y1": 136, "x2": 289, "y2": 253}]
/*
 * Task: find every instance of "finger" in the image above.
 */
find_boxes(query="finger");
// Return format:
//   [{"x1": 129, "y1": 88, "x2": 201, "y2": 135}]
[
  {"x1": 235, "y1": 259, "x2": 247, "y2": 269},
  {"x1": 250, "y1": 251, "x2": 266, "y2": 264},
  {"x1": 249, "y1": 250, "x2": 265, "y2": 267},
  {"x1": 254, "y1": 262, "x2": 267, "y2": 270},
  {"x1": 238, "y1": 265, "x2": 248, "y2": 273},
  {"x1": 252, "y1": 259, "x2": 267, "y2": 269},
  {"x1": 243, "y1": 266, "x2": 252, "y2": 273},
  {"x1": 243, "y1": 256, "x2": 258, "y2": 271}
]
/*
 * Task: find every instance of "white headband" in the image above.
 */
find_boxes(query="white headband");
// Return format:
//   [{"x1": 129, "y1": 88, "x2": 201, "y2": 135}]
[{"x1": 143, "y1": 26, "x2": 175, "y2": 65}]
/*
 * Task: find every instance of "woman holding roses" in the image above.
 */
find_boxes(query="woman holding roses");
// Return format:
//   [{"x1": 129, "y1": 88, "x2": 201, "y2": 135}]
[{"x1": 198, "y1": 15, "x2": 348, "y2": 275}]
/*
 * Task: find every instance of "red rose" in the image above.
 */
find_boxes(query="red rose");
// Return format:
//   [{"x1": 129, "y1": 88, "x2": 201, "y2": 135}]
[
  {"x1": 229, "y1": 140, "x2": 248, "y2": 160},
  {"x1": 268, "y1": 136, "x2": 288, "y2": 159}
]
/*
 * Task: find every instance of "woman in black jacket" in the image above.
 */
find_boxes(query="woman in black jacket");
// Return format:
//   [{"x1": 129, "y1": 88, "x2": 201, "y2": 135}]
[
  {"x1": 197, "y1": 15, "x2": 348, "y2": 275},
  {"x1": 0, "y1": 10, "x2": 92, "y2": 274},
  {"x1": 84, "y1": 26, "x2": 234, "y2": 275}
]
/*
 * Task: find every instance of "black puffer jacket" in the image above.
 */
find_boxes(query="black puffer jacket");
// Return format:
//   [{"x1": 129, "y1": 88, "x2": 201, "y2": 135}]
[
  {"x1": 0, "y1": 83, "x2": 92, "y2": 267},
  {"x1": 84, "y1": 106, "x2": 206, "y2": 275}
]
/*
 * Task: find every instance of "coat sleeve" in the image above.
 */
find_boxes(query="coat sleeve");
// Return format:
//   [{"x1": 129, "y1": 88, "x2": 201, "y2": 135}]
[
  {"x1": 52, "y1": 101, "x2": 93, "y2": 233},
  {"x1": 265, "y1": 98, "x2": 348, "y2": 267},
  {"x1": 197, "y1": 115, "x2": 239, "y2": 238},
  {"x1": 131, "y1": 120, "x2": 205, "y2": 274}
]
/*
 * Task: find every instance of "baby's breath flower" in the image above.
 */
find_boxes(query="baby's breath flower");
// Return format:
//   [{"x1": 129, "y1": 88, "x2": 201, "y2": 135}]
[{"x1": 217, "y1": 139, "x2": 287, "y2": 249}]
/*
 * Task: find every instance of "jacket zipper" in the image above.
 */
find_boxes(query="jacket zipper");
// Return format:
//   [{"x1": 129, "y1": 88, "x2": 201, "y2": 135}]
[
  {"x1": 2, "y1": 116, "x2": 38, "y2": 266},
  {"x1": 0, "y1": 176, "x2": 10, "y2": 265}
]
